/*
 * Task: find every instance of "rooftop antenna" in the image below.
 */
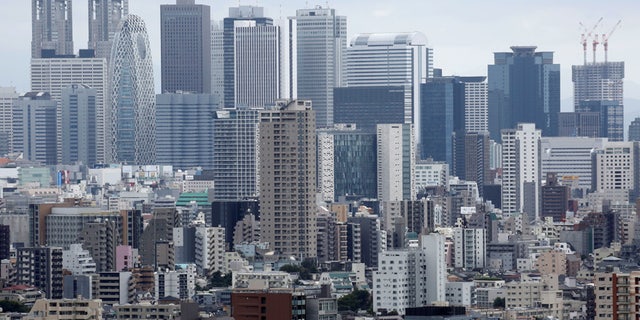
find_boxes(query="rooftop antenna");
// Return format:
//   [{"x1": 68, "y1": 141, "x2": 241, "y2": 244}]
[{"x1": 602, "y1": 20, "x2": 622, "y2": 63}]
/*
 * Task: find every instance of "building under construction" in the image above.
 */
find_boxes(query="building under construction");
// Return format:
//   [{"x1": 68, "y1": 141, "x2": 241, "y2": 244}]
[{"x1": 571, "y1": 19, "x2": 624, "y2": 141}]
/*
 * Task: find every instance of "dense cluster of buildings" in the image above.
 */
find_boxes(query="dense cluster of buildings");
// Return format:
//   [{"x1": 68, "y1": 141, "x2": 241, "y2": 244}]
[{"x1": 0, "y1": 1, "x2": 639, "y2": 320}]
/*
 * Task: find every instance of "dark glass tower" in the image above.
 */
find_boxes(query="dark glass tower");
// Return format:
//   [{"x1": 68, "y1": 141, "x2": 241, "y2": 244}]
[
  {"x1": 488, "y1": 46, "x2": 560, "y2": 141},
  {"x1": 419, "y1": 77, "x2": 465, "y2": 165},
  {"x1": 161, "y1": 0, "x2": 211, "y2": 94}
]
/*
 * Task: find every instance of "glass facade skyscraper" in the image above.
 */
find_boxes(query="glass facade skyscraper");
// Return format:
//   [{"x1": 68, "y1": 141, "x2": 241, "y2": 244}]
[
  {"x1": 488, "y1": 46, "x2": 560, "y2": 141},
  {"x1": 334, "y1": 86, "x2": 410, "y2": 133},
  {"x1": 12, "y1": 92, "x2": 58, "y2": 165},
  {"x1": 108, "y1": 14, "x2": 156, "y2": 164},
  {"x1": 420, "y1": 77, "x2": 465, "y2": 165}
]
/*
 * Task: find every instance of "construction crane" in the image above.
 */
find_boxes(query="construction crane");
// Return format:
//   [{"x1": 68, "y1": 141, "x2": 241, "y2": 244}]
[
  {"x1": 579, "y1": 17, "x2": 602, "y2": 65},
  {"x1": 602, "y1": 19, "x2": 622, "y2": 63}
]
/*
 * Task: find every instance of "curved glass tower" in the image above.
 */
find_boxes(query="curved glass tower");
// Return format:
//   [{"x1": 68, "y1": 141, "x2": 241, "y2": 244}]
[{"x1": 108, "y1": 14, "x2": 155, "y2": 164}]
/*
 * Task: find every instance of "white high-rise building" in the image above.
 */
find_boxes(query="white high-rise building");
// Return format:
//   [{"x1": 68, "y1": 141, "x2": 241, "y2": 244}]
[
  {"x1": 0, "y1": 87, "x2": 19, "y2": 156},
  {"x1": 107, "y1": 14, "x2": 156, "y2": 164},
  {"x1": 462, "y1": 77, "x2": 488, "y2": 133},
  {"x1": 377, "y1": 124, "x2": 415, "y2": 201},
  {"x1": 317, "y1": 131, "x2": 335, "y2": 203},
  {"x1": 154, "y1": 266, "x2": 196, "y2": 301},
  {"x1": 593, "y1": 141, "x2": 638, "y2": 196},
  {"x1": 233, "y1": 20, "x2": 280, "y2": 107},
  {"x1": 540, "y1": 136, "x2": 608, "y2": 193},
  {"x1": 347, "y1": 32, "x2": 431, "y2": 133},
  {"x1": 372, "y1": 233, "x2": 446, "y2": 315},
  {"x1": 211, "y1": 21, "x2": 223, "y2": 99},
  {"x1": 501, "y1": 123, "x2": 541, "y2": 218},
  {"x1": 31, "y1": 56, "x2": 107, "y2": 163},
  {"x1": 292, "y1": 6, "x2": 346, "y2": 129},
  {"x1": 195, "y1": 226, "x2": 225, "y2": 278},
  {"x1": 453, "y1": 228, "x2": 486, "y2": 270},
  {"x1": 211, "y1": 107, "x2": 261, "y2": 200},
  {"x1": 62, "y1": 244, "x2": 97, "y2": 275}
]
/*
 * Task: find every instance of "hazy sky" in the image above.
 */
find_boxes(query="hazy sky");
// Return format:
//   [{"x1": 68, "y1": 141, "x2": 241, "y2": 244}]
[{"x1": 2, "y1": 0, "x2": 640, "y2": 114}]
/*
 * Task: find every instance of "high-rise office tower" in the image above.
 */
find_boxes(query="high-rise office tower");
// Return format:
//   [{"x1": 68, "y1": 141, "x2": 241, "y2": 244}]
[
  {"x1": 629, "y1": 118, "x2": 640, "y2": 141},
  {"x1": 156, "y1": 93, "x2": 218, "y2": 170},
  {"x1": 232, "y1": 11, "x2": 280, "y2": 107},
  {"x1": 211, "y1": 22, "x2": 223, "y2": 98},
  {"x1": 211, "y1": 107, "x2": 261, "y2": 200},
  {"x1": 12, "y1": 92, "x2": 58, "y2": 165},
  {"x1": 540, "y1": 136, "x2": 607, "y2": 194},
  {"x1": 463, "y1": 77, "x2": 488, "y2": 134},
  {"x1": 293, "y1": 6, "x2": 346, "y2": 128},
  {"x1": 31, "y1": 53, "x2": 107, "y2": 163},
  {"x1": 334, "y1": 86, "x2": 411, "y2": 133},
  {"x1": 557, "y1": 112, "x2": 601, "y2": 137},
  {"x1": 501, "y1": 123, "x2": 541, "y2": 218},
  {"x1": 377, "y1": 124, "x2": 415, "y2": 201},
  {"x1": 592, "y1": 141, "x2": 639, "y2": 200},
  {"x1": 317, "y1": 125, "x2": 377, "y2": 202},
  {"x1": 32, "y1": 0, "x2": 73, "y2": 58},
  {"x1": 217, "y1": 6, "x2": 276, "y2": 107},
  {"x1": 0, "y1": 87, "x2": 19, "y2": 156},
  {"x1": 88, "y1": 0, "x2": 128, "y2": 60},
  {"x1": 488, "y1": 46, "x2": 560, "y2": 140},
  {"x1": 61, "y1": 84, "x2": 97, "y2": 165},
  {"x1": 576, "y1": 100, "x2": 623, "y2": 141},
  {"x1": 161, "y1": 0, "x2": 211, "y2": 94},
  {"x1": 107, "y1": 14, "x2": 156, "y2": 164},
  {"x1": 346, "y1": 32, "x2": 431, "y2": 134},
  {"x1": 259, "y1": 100, "x2": 316, "y2": 259},
  {"x1": 420, "y1": 76, "x2": 465, "y2": 164}
]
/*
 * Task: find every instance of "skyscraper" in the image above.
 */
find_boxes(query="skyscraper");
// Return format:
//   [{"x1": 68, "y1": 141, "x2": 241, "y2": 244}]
[
  {"x1": 88, "y1": 0, "x2": 128, "y2": 60},
  {"x1": 629, "y1": 117, "x2": 640, "y2": 142},
  {"x1": 12, "y1": 92, "x2": 58, "y2": 165},
  {"x1": 32, "y1": 0, "x2": 73, "y2": 58},
  {"x1": 259, "y1": 100, "x2": 316, "y2": 259},
  {"x1": 160, "y1": 0, "x2": 211, "y2": 94},
  {"x1": 572, "y1": 62, "x2": 624, "y2": 108},
  {"x1": 462, "y1": 76, "x2": 488, "y2": 134},
  {"x1": 61, "y1": 84, "x2": 97, "y2": 165},
  {"x1": 453, "y1": 132, "x2": 490, "y2": 197},
  {"x1": 488, "y1": 46, "x2": 560, "y2": 140},
  {"x1": 108, "y1": 14, "x2": 156, "y2": 164},
  {"x1": 501, "y1": 123, "x2": 541, "y2": 218},
  {"x1": 233, "y1": 11, "x2": 280, "y2": 107},
  {"x1": 333, "y1": 86, "x2": 411, "y2": 133},
  {"x1": 577, "y1": 100, "x2": 623, "y2": 141},
  {"x1": 218, "y1": 6, "x2": 276, "y2": 107},
  {"x1": 377, "y1": 124, "x2": 415, "y2": 201},
  {"x1": 293, "y1": 6, "x2": 347, "y2": 128},
  {"x1": 31, "y1": 54, "x2": 107, "y2": 163},
  {"x1": 211, "y1": 107, "x2": 261, "y2": 200},
  {"x1": 420, "y1": 77, "x2": 465, "y2": 164},
  {"x1": 346, "y1": 32, "x2": 431, "y2": 133},
  {"x1": 156, "y1": 93, "x2": 218, "y2": 170},
  {"x1": 0, "y1": 87, "x2": 19, "y2": 156}
]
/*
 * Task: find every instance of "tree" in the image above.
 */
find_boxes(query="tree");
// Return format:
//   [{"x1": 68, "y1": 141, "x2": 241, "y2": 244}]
[
  {"x1": 338, "y1": 289, "x2": 372, "y2": 312},
  {"x1": 279, "y1": 263, "x2": 314, "y2": 280},
  {"x1": 0, "y1": 300, "x2": 30, "y2": 313},
  {"x1": 209, "y1": 271, "x2": 232, "y2": 288},
  {"x1": 493, "y1": 297, "x2": 506, "y2": 309}
]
